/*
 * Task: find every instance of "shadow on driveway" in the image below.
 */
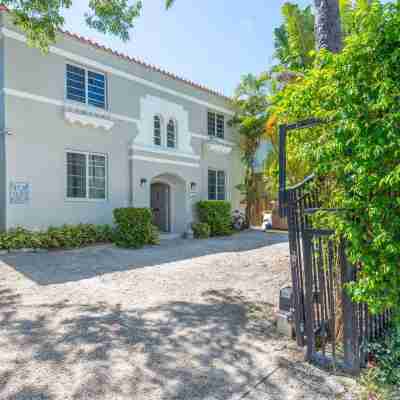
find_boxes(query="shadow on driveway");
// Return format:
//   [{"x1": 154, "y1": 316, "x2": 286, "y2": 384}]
[
  {"x1": 0, "y1": 286, "x2": 338, "y2": 400},
  {"x1": 0, "y1": 230, "x2": 288, "y2": 286}
]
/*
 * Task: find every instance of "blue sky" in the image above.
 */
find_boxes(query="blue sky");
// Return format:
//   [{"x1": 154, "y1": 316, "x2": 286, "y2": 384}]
[{"x1": 63, "y1": 0, "x2": 312, "y2": 96}]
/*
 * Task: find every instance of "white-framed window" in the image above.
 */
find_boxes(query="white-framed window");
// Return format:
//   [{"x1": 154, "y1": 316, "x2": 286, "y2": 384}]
[
  {"x1": 66, "y1": 64, "x2": 107, "y2": 109},
  {"x1": 208, "y1": 111, "x2": 225, "y2": 139},
  {"x1": 154, "y1": 115, "x2": 162, "y2": 146},
  {"x1": 66, "y1": 151, "x2": 108, "y2": 200},
  {"x1": 208, "y1": 169, "x2": 226, "y2": 200},
  {"x1": 167, "y1": 119, "x2": 177, "y2": 148}
]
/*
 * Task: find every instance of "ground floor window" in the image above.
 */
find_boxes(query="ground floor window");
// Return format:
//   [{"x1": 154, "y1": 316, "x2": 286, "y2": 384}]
[
  {"x1": 208, "y1": 169, "x2": 226, "y2": 200},
  {"x1": 66, "y1": 151, "x2": 107, "y2": 200}
]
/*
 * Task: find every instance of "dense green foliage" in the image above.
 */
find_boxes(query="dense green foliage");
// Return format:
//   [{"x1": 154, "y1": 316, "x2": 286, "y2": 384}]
[
  {"x1": 369, "y1": 326, "x2": 400, "y2": 386},
  {"x1": 113, "y1": 207, "x2": 159, "y2": 248},
  {"x1": 197, "y1": 201, "x2": 233, "y2": 237},
  {"x1": 0, "y1": 224, "x2": 114, "y2": 250},
  {"x1": 1, "y1": 0, "x2": 163, "y2": 51},
  {"x1": 272, "y1": 1, "x2": 400, "y2": 314},
  {"x1": 274, "y1": 4, "x2": 315, "y2": 70},
  {"x1": 231, "y1": 73, "x2": 271, "y2": 222},
  {"x1": 273, "y1": 1, "x2": 374, "y2": 71},
  {"x1": 360, "y1": 325, "x2": 400, "y2": 399},
  {"x1": 192, "y1": 222, "x2": 211, "y2": 239}
]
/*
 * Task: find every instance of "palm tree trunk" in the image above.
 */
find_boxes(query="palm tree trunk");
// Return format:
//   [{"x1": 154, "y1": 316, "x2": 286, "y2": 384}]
[{"x1": 314, "y1": 0, "x2": 342, "y2": 53}]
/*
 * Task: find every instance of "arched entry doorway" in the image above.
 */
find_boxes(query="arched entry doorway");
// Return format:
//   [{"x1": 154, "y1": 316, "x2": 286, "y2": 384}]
[
  {"x1": 150, "y1": 182, "x2": 170, "y2": 233},
  {"x1": 150, "y1": 173, "x2": 187, "y2": 234}
]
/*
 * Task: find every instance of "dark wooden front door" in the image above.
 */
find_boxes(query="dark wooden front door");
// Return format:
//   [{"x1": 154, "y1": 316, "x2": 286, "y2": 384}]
[{"x1": 151, "y1": 183, "x2": 170, "y2": 232}]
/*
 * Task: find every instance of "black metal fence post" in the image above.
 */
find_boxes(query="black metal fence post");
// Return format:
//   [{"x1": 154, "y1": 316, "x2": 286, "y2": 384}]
[
  {"x1": 303, "y1": 229, "x2": 316, "y2": 361},
  {"x1": 340, "y1": 240, "x2": 361, "y2": 375},
  {"x1": 278, "y1": 121, "x2": 390, "y2": 373}
]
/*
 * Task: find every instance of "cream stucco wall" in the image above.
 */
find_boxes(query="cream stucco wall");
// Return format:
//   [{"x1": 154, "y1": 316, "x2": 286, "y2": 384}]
[{"x1": 0, "y1": 14, "x2": 244, "y2": 233}]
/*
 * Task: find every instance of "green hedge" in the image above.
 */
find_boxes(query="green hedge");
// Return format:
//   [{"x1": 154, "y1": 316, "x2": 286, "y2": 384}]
[
  {"x1": 0, "y1": 224, "x2": 114, "y2": 250},
  {"x1": 197, "y1": 201, "x2": 233, "y2": 237},
  {"x1": 113, "y1": 207, "x2": 159, "y2": 248},
  {"x1": 192, "y1": 222, "x2": 211, "y2": 239}
]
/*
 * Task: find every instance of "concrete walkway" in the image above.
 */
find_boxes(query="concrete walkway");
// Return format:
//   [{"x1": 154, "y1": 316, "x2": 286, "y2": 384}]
[{"x1": 0, "y1": 230, "x2": 356, "y2": 400}]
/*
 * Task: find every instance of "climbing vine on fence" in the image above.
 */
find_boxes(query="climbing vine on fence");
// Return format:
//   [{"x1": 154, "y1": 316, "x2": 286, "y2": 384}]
[{"x1": 271, "y1": 1, "x2": 400, "y2": 316}]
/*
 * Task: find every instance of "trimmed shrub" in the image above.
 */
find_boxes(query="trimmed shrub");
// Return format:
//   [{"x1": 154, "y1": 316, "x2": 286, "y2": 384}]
[
  {"x1": 113, "y1": 207, "x2": 156, "y2": 248},
  {"x1": 192, "y1": 222, "x2": 211, "y2": 239},
  {"x1": 0, "y1": 227, "x2": 33, "y2": 250},
  {"x1": 149, "y1": 225, "x2": 160, "y2": 245},
  {"x1": 0, "y1": 224, "x2": 115, "y2": 251},
  {"x1": 197, "y1": 201, "x2": 233, "y2": 237}
]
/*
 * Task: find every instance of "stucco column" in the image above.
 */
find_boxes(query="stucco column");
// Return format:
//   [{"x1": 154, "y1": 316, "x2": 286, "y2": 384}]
[{"x1": 185, "y1": 183, "x2": 194, "y2": 238}]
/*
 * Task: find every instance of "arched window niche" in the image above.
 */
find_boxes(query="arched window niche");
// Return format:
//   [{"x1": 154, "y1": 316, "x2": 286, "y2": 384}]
[
  {"x1": 166, "y1": 118, "x2": 177, "y2": 149},
  {"x1": 153, "y1": 115, "x2": 162, "y2": 146}
]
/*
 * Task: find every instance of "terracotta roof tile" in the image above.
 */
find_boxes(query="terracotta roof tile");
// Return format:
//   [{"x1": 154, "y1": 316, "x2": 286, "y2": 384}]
[
  {"x1": 0, "y1": 4, "x2": 230, "y2": 102},
  {"x1": 61, "y1": 29, "x2": 230, "y2": 102}
]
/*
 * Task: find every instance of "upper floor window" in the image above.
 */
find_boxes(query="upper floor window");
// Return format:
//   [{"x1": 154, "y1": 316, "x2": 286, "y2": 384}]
[
  {"x1": 67, "y1": 151, "x2": 107, "y2": 200},
  {"x1": 167, "y1": 119, "x2": 176, "y2": 148},
  {"x1": 154, "y1": 115, "x2": 162, "y2": 146},
  {"x1": 208, "y1": 111, "x2": 225, "y2": 139},
  {"x1": 66, "y1": 64, "x2": 106, "y2": 109}
]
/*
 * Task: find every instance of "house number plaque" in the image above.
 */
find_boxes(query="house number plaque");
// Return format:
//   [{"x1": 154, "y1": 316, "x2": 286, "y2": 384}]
[{"x1": 10, "y1": 182, "x2": 31, "y2": 204}]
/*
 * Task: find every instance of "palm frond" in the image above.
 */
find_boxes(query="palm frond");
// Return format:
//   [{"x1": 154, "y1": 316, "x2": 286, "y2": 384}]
[{"x1": 165, "y1": 0, "x2": 175, "y2": 9}]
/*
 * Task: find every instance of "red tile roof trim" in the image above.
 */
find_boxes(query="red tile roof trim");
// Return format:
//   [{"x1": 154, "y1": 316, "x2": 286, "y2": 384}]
[{"x1": 0, "y1": 4, "x2": 231, "y2": 102}]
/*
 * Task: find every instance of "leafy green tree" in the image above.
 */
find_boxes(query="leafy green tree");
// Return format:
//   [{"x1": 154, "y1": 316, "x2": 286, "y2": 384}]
[
  {"x1": 273, "y1": 1, "x2": 375, "y2": 70},
  {"x1": 1, "y1": 0, "x2": 147, "y2": 51},
  {"x1": 274, "y1": 4, "x2": 315, "y2": 70},
  {"x1": 230, "y1": 73, "x2": 271, "y2": 224},
  {"x1": 272, "y1": 1, "x2": 400, "y2": 315}
]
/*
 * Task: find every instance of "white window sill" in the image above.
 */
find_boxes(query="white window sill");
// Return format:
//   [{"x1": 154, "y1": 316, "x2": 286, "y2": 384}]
[
  {"x1": 64, "y1": 101, "x2": 114, "y2": 131},
  {"x1": 205, "y1": 138, "x2": 233, "y2": 155},
  {"x1": 65, "y1": 197, "x2": 108, "y2": 203}
]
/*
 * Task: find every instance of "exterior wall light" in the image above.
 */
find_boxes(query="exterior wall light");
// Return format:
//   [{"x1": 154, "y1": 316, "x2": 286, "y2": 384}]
[
  {"x1": 140, "y1": 178, "x2": 147, "y2": 187},
  {"x1": 190, "y1": 182, "x2": 197, "y2": 192}
]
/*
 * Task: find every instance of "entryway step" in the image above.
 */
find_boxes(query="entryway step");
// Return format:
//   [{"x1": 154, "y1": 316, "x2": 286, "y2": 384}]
[{"x1": 159, "y1": 233, "x2": 182, "y2": 241}]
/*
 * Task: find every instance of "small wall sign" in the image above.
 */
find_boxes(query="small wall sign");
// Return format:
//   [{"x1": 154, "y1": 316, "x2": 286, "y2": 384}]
[{"x1": 10, "y1": 182, "x2": 31, "y2": 204}]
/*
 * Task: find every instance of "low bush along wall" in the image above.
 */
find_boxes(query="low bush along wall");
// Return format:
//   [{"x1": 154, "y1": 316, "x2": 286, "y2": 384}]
[
  {"x1": 0, "y1": 224, "x2": 114, "y2": 251},
  {"x1": 113, "y1": 207, "x2": 159, "y2": 248},
  {"x1": 0, "y1": 208, "x2": 160, "y2": 251},
  {"x1": 192, "y1": 222, "x2": 211, "y2": 239},
  {"x1": 197, "y1": 200, "x2": 233, "y2": 237}
]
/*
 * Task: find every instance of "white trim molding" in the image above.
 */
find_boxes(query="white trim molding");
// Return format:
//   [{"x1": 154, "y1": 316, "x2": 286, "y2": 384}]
[
  {"x1": 191, "y1": 132, "x2": 236, "y2": 147},
  {"x1": 206, "y1": 139, "x2": 233, "y2": 155},
  {"x1": 64, "y1": 110, "x2": 114, "y2": 131},
  {"x1": 2, "y1": 88, "x2": 139, "y2": 125},
  {"x1": 2, "y1": 87, "x2": 237, "y2": 148},
  {"x1": 131, "y1": 144, "x2": 200, "y2": 160},
  {"x1": 130, "y1": 154, "x2": 200, "y2": 168},
  {"x1": 2, "y1": 27, "x2": 235, "y2": 117},
  {"x1": 64, "y1": 102, "x2": 114, "y2": 131},
  {"x1": 3, "y1": 88, "x2": 63, "y2": 107},
  {"x1": 135, "y1": 94, "x2": 195, "y2": 154}
]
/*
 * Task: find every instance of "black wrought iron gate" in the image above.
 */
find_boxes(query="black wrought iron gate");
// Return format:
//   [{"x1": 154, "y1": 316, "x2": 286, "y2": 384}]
[{"x1": 278, "y1": 121, "x2": 391, "y2": 374}]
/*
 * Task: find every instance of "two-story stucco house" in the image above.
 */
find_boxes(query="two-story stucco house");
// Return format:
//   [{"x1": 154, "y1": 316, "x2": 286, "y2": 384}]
[{"x1": 0, "y1": 11, "x2": 243, "y2": 235}]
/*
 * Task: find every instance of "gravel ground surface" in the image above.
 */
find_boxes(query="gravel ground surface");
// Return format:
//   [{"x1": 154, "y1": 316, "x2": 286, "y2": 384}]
[{"x1": 0, "y1": 230, "x2": 357, "y2": 400}]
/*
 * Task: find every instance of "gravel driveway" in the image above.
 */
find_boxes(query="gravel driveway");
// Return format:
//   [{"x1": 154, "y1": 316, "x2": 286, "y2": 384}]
[{"x1": 0, "y1": 230, "x2": 356, "y2": 400}]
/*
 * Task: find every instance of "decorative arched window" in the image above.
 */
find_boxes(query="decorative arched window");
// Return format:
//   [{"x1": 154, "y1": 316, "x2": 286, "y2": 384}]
[
  {"x1": 153, "y1": 115, "x2": 162, "y2": 146},
  {"x1": 167, "y1": 119, "x2": 176, "y2": 148}
]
